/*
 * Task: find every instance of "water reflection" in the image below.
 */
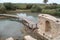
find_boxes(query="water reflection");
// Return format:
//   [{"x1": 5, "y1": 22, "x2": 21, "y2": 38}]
[{"x1": 17, "y1": 13, "x2": 38, "y2": 23}]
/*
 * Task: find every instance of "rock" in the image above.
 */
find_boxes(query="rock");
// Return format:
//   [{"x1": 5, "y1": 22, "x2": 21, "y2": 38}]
[
  {"x1": 24, "y1": 35, "x2": 37, "y2": 40},
  {"x1": 6, "y1": 37, "x2": 14, "y2": 40}
]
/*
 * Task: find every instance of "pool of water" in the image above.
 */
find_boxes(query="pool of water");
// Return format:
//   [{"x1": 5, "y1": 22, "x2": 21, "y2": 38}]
[
  {"x1": 0, "y1": 19, "x2": 24, "y2": 40},
  {"x1": 0, "y1": 13, "x2": 39, "y2": 40},
  {"x1": 17, "y1": 13, "x2": 39, "y2": 23}
]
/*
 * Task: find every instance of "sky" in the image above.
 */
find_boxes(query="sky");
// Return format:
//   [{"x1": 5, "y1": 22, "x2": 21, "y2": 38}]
[{"x1": 0, "y1": 0, "x2": 60, "y2": 4}]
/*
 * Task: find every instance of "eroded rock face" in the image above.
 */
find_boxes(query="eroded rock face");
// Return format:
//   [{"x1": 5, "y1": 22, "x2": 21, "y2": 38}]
[
  {"x1": 38, "y1": 14, "x2": 60, "y2": 40},
  {"x1": 6, "y1": 37, "x2": 14, "y2": 40}
]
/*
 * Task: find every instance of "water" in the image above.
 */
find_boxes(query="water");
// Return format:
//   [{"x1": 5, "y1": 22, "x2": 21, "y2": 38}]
[
  {"x1": 0, "y1": 19, "x2": 24, "y2": 40},
  {"x1": 0, "y1": 13, "x2": 39, "y2": 40},
  {"x1": 17, "y1": 13, "x2": 39, "y2": 22}
]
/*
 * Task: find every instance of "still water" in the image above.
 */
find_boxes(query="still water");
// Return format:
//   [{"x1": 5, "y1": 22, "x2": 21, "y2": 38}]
[
  {"x1": 0, "y1": 19, "x2": 24, "y2": 39},
  {"x1": 0, "y1": 13, "x2": 39, "y2": 40}
]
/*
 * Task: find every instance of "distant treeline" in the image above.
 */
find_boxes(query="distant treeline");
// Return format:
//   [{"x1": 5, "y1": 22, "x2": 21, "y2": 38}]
[{"x1": 0, "y1": 3, "x2": 60, "y2": 17}]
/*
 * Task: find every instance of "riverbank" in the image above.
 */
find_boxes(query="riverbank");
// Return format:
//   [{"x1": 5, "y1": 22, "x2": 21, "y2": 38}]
[
  {"x1": 7, "y1": 10, "x2": 31, "y2": 13},
  {"x1": 0, "y1": 10, "x2": 60, "y2": 18},
  {"x1": 0, "y1": 10, "x2": 31, "y2": 14}
]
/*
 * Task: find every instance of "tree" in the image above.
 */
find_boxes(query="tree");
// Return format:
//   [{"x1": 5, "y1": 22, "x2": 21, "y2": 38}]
[
  {"x1": 31, "y1": 5, "x2": 42, "y2": 12},
  {"x1": 0, "y1": 4, "x2": 6, "y2": 13},
  {"x1": 3, "y1": 3, "x2": 16, "y2": 10},
  {"x1": 26, "y1": 4, "x2": 33, "y2": 9},
  {"x1": 52, "y1": 3, "x2": 57, "y2": 5},
  {"x1": 44, "y1": 5, "x2": 57, "y2": 9},
  {"x1": 43, "y1": 0, "x2": 48, "y2": 4}
]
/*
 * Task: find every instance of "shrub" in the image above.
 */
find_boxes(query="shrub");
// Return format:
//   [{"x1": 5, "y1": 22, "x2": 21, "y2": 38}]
[
  {"x1": 31, "y1": 5, "x2": 42, "y2": 12},
  {"x1": 55, "y1": 12, "x2": 60, "y2": 17},
  {"x1": 42, "y1": 9, "x2": 56, "y2": 15},
  {"x1": 3, "y1": 3, "x2": 16, "y2": 10},
  {"x1": 26, "y1": 4, "x2": 33, "y2": 9},
  {"x1": 0, "y1": 4, "x2": 6, "y2": 13},
  {"x1": 44, "y1": 5, "x2": 57, "y2": 9}
]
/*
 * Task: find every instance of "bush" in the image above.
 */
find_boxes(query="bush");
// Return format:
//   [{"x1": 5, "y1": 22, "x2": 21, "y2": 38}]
[
  {"x1": 0, "y1": 4, "x2": 6, "y2": 13},
  {"x1": 44, "y1": 5, "x2": 57, "y2": 9},
  {"x1": 26, "y1": 4, "x2": 33, "y2": 9},
  {"x1": 41, "y1": 9, "x2": 60, "y2": 17},
  {"x1": 55, "y1": 12, "x2": 60, "y2": 17},
  {"x1": 3, "y1": 3, "x2": 16, "y2": 10},
  {"x1": 31, "y1": 5, "x2": 42, "y2": 12},
  {"x1": 56, "y1": 8, "x2": 60, "y2": 11},
  {"x1": 42, "y1": 9, "x2": 56, "y2": 15}
]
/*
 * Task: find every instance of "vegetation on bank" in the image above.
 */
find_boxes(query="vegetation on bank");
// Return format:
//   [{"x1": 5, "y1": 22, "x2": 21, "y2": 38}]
[{"x1": 0, "y1": 3, "x2": 60, "y2": 17}]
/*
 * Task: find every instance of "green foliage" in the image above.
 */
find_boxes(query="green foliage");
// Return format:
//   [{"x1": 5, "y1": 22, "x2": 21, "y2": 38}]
[
  {"x1": 0, "y1": 3, "x2": 60, "y2": 17},
  {"x1": 31, "y1": 5, "x2": 42, "y2": 12},
  {"x1": 52, "y1": 3, "x2": 57, "y2": 5},
  {"x1": 14, "y1": 4, "x2": 27, "y2": 10},
  {"x1": 26, "y1": 4, "x2": 33, "y2": 9},
  {"x1": 0, "y1": 4, "x2": 6, "y2": 13},
  {"x1": 44, "y1": 5, "x2": 57, "y2": 9},
  {"x1": 42, "y1": 9, "x2": 56, "y2": 15},
  {"x1": 3, "y1": 3, "x2": 16, "y2": 10},
  {"x1": 52, "y1": 12, "x2": 60, "y2": 17}
]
